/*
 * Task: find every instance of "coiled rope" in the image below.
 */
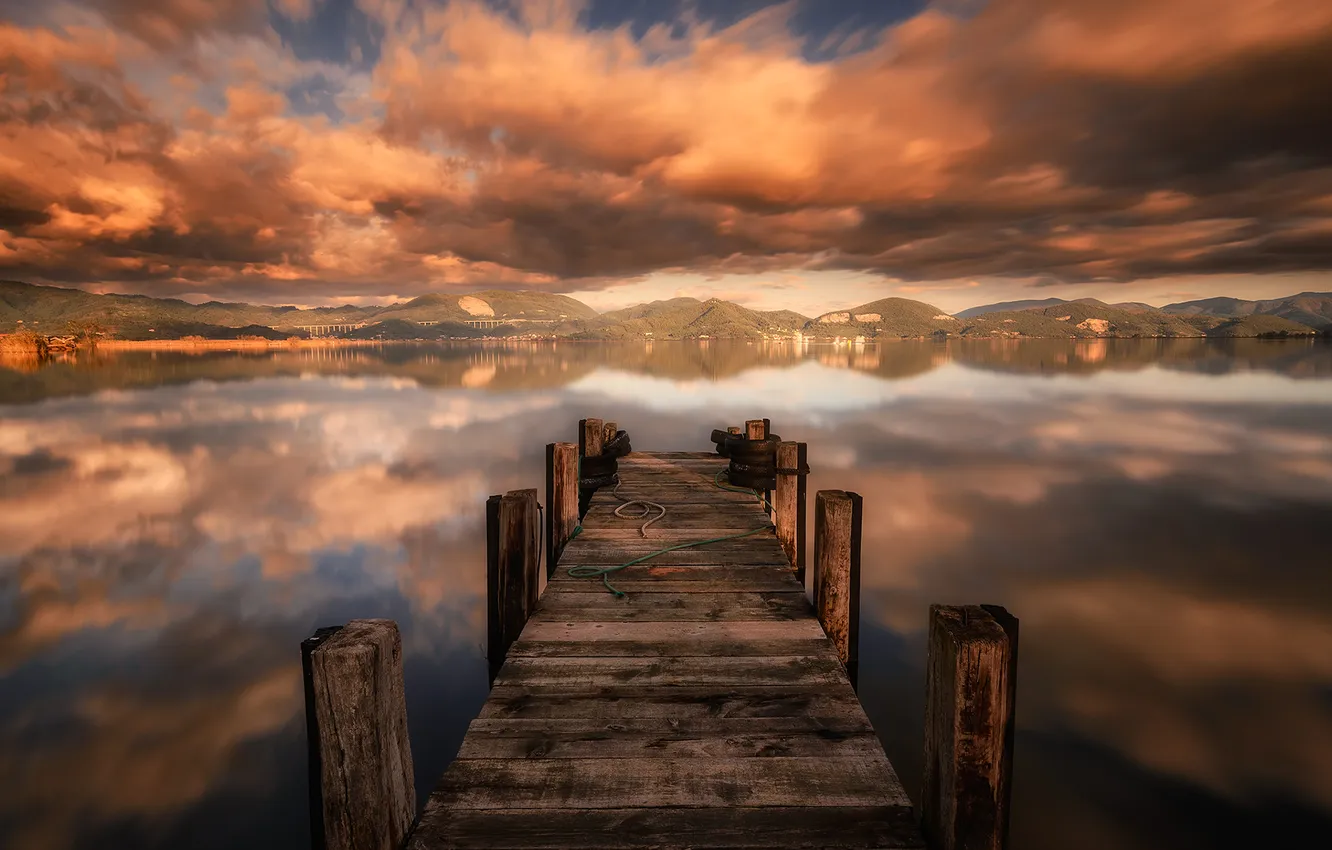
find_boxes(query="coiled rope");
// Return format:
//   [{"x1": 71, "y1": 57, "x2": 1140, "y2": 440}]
[{"x1": 565, "y1": 466, "x2": 774, "y2": 597}]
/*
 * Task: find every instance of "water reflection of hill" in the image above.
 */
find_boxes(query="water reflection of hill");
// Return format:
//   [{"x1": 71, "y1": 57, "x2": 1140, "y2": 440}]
[
  {"x1": 950, "y1": 338, "x2": 1332, "y2": 378},
  {"x1": 0, "y1": 343, "x2": 606, "y2": 404},
  {"x1": 3, "y1": 339, "x2": 1330, "y2": 403}
]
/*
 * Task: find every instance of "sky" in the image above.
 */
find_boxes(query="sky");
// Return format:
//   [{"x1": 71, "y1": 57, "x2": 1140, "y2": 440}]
[{"x1": 0, "y1": 0, "x2": 1330, "y2": 314}]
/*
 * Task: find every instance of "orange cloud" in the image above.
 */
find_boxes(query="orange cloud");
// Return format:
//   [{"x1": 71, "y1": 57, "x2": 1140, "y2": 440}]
[{"x1": 0, "y1": 0, "x2": 1328, "y2": 301}]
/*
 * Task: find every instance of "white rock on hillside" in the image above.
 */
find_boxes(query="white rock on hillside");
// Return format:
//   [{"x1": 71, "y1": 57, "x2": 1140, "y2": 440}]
[{"x1": 459, "y1": 296, "x2": 494, "y2": 317}]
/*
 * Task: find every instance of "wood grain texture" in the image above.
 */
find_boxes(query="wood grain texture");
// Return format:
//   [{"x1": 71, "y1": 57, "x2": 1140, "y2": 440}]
[
  {"x1": 546, "y1": 565, "x2": 801, "y2": 585},
  {"x1": 546, "y1": 442, "x2": 579, "y2": 579},
  {"x1": 431, "y1": 756, "x2": 904, "y2": 809},
  {"x1": 478, "y1": 684, "x2": 867, "y2": 721},
  {"x1": 488, "y1": 489, "x2": 539, "y2": 684},
  {"x1": 580, "y1": 418, "x2": 604, "y2": 457},
  {"x1": 814, "y1": 490, "x2": 862, "y2": 689},
  {"x1": 306, "y1": 619, "x2": 414, "y2": 850},
  {"x1": 534, "y1": 590, "x2": 812, "y2": 621},
  {"x1": 408, "y1": 806, "x2": 924, "y2": 849},
  {"x1": 774, "y1": 441, "x2": 808, "y2": 585},
  {"x1": 922, "y1": 605, "x2": 1017, "y2": 850},
  {"x1": 409, "y1": 450, "x2": 921, "y2": 849},
  {"x1": 494, "y1": 655, "x2": 849, "y2": 688}
]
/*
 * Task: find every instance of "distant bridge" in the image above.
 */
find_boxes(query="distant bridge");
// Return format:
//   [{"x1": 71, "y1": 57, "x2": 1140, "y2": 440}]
[{"x1": 293, "y1": 322, "x2": 367, "y2": 337}]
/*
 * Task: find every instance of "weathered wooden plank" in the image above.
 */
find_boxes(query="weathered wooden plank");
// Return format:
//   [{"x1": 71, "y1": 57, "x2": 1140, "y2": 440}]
[
  {"x1": 814, "y1": 490, "x2": 862, "y2": 689},
  {"x1": 507, "y1": 619, "x2": 832, "y2": 659},
  {"x1": 541, "y1": 577, "x2": 800, "y2": 594},
  {"x1": 455, "y1": 720, "x2": 883, "y2": 759},
  {"x1": 478, "y1": 685, "x2": 867, "y2": 720},
  {"x1": 546, "y1": 565, "x2": 801, "y2": 584},
  {"x1": 583, "y1": 504, "x2": 771, "y2": 523},
  {"x1": 408, "y1": 805, "x2": 925, "y2": 849},
  {"x1": 511, "y1": 618, "x2": 827, "y2": 644},
  {"x1": 534, "y1": 591, "x2": 812, "y2": 621},
  {"x1": 305, "y1": 620, "x2": 414, "y2": 850},
  {"x1": 570, "y1": 527, "x2": 776, "y2": 541},
  {"x1": 429, "y1": 756, "x2": 906, "y2": 809},
  {"x1": 922, "y1": 605, "x2": 1017, "y2": 850},
  {"x1": 559, "y1": 537, "x2": 789, "y2": 565},
  {"x1": 508, "y1": 638, "x2": 835, "y2": 658},
  {"x1": 493, "y1": 655, "x2": 848, "y2": 689}
]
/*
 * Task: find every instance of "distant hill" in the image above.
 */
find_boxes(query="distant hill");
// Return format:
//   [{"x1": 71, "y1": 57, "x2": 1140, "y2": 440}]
[
  {"x1": 953, "y1": 297, "x2": 1108, "y2": 319},
  {"x1": 1178, "y1": 314, "x2": 1318, "y2": 338},
  {"x1": 1162, "y1": 291, "x2": 1332, "y2": 329},
  {"x1": 959, "y1": 303, "x2": 1204, "y2": 338},
  {"x1": 1109, "y1": 302, "x2": 1160, "y2": 313},
  {"x1": 959, "y1": 302, "x2": 1320, "y2": 338},
  {"x1": 805, "y1": 297, "x2": 957, "y2": 338},
  {"x1": 0, "y1": 280, "x2": 599, "y2": 337},
  {"x1": 3, "y1": 279, "x2": 1328, "y2": 342},
  {"x1": 578, "y1": 297, "x2": 807, "y2": 339}
]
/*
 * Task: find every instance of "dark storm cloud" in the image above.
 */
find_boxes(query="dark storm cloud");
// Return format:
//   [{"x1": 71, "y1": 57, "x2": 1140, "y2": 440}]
[{"x1": 0, "y1": 0, "x2": 1330, "y2": 301}]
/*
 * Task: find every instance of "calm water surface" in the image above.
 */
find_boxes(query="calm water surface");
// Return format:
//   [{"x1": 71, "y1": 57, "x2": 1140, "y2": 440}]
[{"x1": 1, "y1": 338, "x2": 1331, "y2": 850}]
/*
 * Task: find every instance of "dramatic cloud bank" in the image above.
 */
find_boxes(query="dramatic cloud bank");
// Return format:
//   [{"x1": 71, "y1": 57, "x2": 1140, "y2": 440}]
[{"x1": 0, "y1": 0, "x2": 1329, "y2": 304}]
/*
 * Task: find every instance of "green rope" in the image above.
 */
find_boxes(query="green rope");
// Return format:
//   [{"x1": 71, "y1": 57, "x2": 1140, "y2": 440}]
[{"x1": 565, "y1": 465, "x2": 773, "y2": 597}]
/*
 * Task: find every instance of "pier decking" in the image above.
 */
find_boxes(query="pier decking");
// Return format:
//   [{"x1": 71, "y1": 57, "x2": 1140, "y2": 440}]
[
  {"x1": 407, "y1": 451, "x2": 924, "y2": 849},
  {"x1": 303, "y1": 425, "x2": 1017, "y2": 850}
]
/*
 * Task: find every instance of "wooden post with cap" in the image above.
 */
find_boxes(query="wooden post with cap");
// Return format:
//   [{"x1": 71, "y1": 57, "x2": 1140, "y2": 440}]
[
  {"x1": 775, "y1": 441, "x2": 808, "y2": 585},
  {"x1": 302, "y1": 619, "x2": 415, "y2": 850},
  {"x1": 922, "y1": 604, "x2": 1019, "y2": 850},
  {"x1": 485, "y1": 488, "x2": 540, "y2": 685},
  {"x1": 580, "y1": 418, "x2": 604, "y2": 459},
  {"x1": 813, "y1": 489, "x2": 861, "y2": 689},
  {"x1": 545, "y1": 442, "x2": 579, "y2": 578}
]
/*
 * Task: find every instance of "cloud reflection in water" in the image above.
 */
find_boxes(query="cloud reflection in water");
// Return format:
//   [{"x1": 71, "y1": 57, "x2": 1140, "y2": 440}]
[{"x1": 0, "y1": 338, "x2": 1330, "y2": 850}]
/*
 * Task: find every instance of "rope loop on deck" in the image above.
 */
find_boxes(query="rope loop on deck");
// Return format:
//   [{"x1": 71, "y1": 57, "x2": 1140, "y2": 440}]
[{"x1": 565, "y1": 465, "x2": 774, "y2": 597}]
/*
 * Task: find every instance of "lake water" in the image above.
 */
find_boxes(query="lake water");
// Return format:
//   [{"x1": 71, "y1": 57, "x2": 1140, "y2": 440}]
[{"x1": 1, "y1": 338, "x2": 1331, "y2": 850}]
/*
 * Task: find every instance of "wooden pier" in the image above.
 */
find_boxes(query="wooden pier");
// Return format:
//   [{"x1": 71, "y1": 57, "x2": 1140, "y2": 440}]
[{"x1": 303, "y1": 420, "x2": 1017, "y2": 850}]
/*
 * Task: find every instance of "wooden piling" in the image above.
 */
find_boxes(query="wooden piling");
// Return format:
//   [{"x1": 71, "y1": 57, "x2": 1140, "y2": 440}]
[
  {"x1": 486, "y1": 489, "x2": 540, "y2": 684},
  {"x1": 302, "y1": 619, "x2": 415, "y2": 850},
  {"x1": 813, "y1": 490, "x2": 862, "y2": 688},
  {"x1": 775, "y1": 441, "x2": 808, "y2": 585},
  {"x1": 745, "y1": 419, "x2": 766, "y2": 439},
  {"x1": 579, "y1": 418, "x2": 604, "y2": 458},
  {"x1": 603, "y1": 420, "x2": 618, "y2": 444},
  {"x1": 545, "y1": 442, "x2": 579, "y2": 578},
  {"x1": 922, "y1": 605, "x2": 1018, "y2": 850}
]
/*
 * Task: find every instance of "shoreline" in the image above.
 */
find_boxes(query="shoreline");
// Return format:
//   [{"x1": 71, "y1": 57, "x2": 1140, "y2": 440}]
[{"x1": 93, "y1": 338, "x2": 389, "y2": 351}]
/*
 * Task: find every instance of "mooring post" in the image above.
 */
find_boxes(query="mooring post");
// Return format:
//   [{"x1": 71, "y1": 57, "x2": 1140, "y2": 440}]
[
  {"x1": 545, "y1": 442, "x2": 579, "y2": 578},
  {"x1": 744, "y1": 420, "x2": 770, "y2": 514},
  {"x1": 486, "y1": 489, "x2": 540, "y2": 685},
  {"x1": 302, "y1": 619, "x2": 414, "y2": 850},
  {"x1": 603, "y1": 420, "x2": 618, "y2": 445},
  {"x1": 922, "y1": 604, "x2": 1019, "y2": 850},
  {"x1": 580, "y1": 417, "x2": 604, "y2": 459},
  {"x1": 775, "y1": 441, "x2": 808, "y2": 586},
  {"x1": 813, "y1": 490, "x2": 862, "y2": 688}
]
